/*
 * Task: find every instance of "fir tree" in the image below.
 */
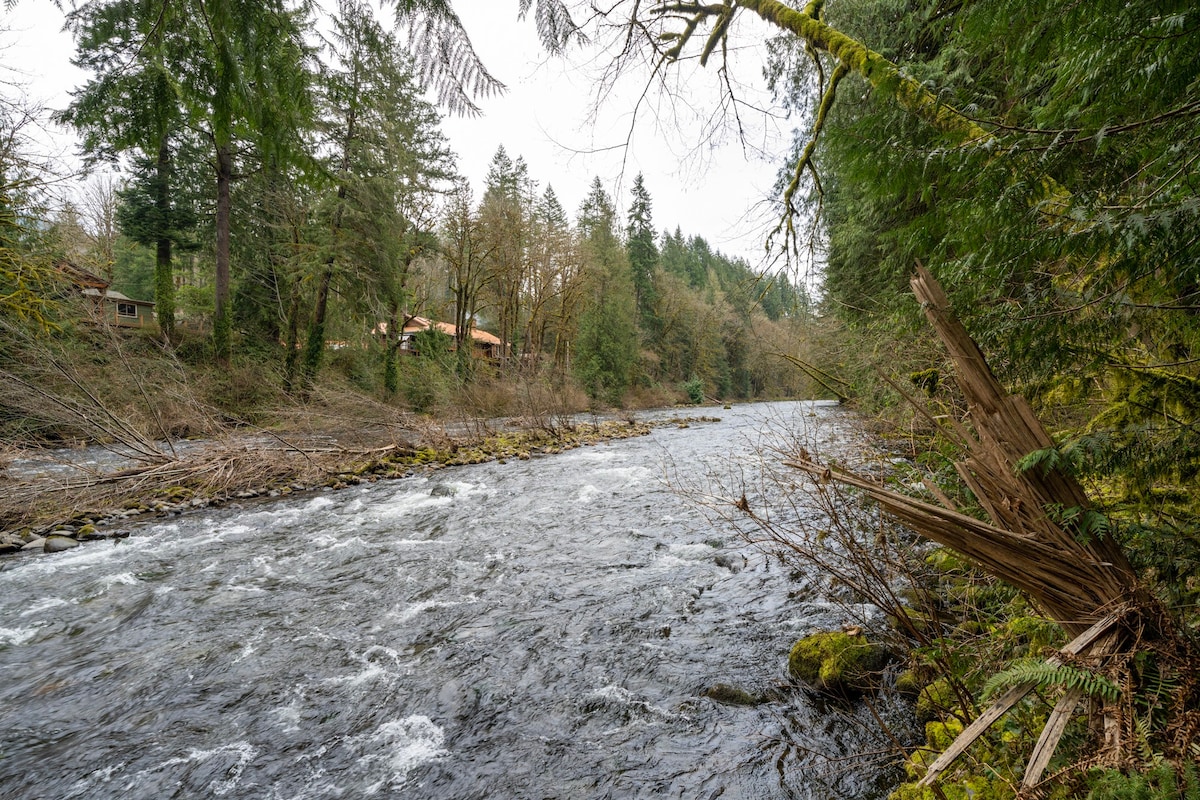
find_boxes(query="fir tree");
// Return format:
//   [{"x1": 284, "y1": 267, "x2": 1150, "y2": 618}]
[{"x1": 625, "y1": 173, "x2": 658, "y2": 329}]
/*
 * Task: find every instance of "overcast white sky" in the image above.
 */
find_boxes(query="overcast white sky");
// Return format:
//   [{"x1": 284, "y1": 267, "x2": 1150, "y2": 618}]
[{"x1": 4, "y1": 1, "x2": 796, "y2": 267}]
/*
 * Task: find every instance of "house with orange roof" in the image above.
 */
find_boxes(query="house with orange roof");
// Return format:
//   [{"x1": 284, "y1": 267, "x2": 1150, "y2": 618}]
[{"x1": 375, "y1": 316, "x2": 508, "y2": 360}]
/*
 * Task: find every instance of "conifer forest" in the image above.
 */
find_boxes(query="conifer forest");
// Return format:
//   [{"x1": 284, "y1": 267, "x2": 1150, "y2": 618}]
[{"x1": 3, "y1": 1, "x2": 1200, "y2": 798}]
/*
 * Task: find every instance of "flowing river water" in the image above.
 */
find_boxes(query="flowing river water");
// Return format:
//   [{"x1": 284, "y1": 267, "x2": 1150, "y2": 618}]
[{"x1": 0, "y1": 401, "x2": 914, "y2": 799}]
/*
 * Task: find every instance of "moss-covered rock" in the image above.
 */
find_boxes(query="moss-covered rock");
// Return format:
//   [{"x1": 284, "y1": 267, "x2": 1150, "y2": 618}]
[
  {"x1": 887, "y1": 605, "x2": 940, "y2": 636},
  {"x1": 701, "y1": 683, "x2": 759, "y2": 706},
  {"x1": 894, "y1": 668, "x2": 925, "y2": 698},
  {"x1": 925, "y1": 547, "x2": 970, "y2": 575},
  {"x1": 915, "y1": 677, "x2": 956, "y2": 723},
  {"x1": 788, "y1": 631, "x2": 892, "y2": 697}
]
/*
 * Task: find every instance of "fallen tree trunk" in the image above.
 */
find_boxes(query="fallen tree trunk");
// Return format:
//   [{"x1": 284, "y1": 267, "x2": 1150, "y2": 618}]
[{"x1": 791, "y1": 265, "x2": 1141, "y2": 631}]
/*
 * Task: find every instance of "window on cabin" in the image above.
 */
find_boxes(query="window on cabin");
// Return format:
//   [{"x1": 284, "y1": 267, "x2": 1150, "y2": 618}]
[{"x1": 116, "y1": 302, "x2": 137, "y2": 318}]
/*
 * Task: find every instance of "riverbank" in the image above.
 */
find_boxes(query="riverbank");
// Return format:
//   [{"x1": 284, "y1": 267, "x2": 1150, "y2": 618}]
[
  {"x1": 0, "y1": 401, "x2": 910, "y2": 800},
  {"x1": 0, "y1": 410, "x2": 722, "y2": 556}
]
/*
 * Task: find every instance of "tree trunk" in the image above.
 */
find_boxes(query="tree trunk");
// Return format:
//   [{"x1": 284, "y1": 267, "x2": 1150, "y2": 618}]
[
  {"x1": 783, "y1": 266, "x2": 1196, "y2": 786},
  {"x1": 384, "y1": 298, "x2": 400, "y2": 395},
  {"x1": 299, "y1": 264, "x2": 333, "y2": 395},
  {"x1": 282, "y1": 271, "x2": 303, "y2": 394},
  {"x1": 153, "y1": 140, "x2": 176, "y2": 343},
  {"x1": 213, "y1": 141, "x2": 234, "y2": 363}
]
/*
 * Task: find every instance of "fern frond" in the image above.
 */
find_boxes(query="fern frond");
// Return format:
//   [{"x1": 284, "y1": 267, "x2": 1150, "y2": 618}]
[
  {"x1": 982, "y1": 658, "x2": 1121, "y2": 702},
  {"x1": 1017, "y1": 445, "x2": 1070, "y2": 477}
]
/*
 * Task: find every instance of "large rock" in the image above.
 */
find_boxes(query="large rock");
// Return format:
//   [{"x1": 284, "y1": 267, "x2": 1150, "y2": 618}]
[
  {"x1": 788, "y1": 630, "x2": 892, "y2": 697},
  {"x1": 43, "y1": 535, "x2": 81, "y2": 553}
]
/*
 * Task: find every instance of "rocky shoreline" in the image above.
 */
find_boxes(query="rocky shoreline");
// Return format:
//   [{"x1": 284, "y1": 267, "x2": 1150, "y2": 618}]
[{"x1": 0, "y1": 416, "x2": 717, "y2": 558}]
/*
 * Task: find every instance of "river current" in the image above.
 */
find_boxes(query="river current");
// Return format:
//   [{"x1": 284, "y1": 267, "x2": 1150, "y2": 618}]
[{"x1": 0, "y1": 401, "x2": 912, "y2": 799}]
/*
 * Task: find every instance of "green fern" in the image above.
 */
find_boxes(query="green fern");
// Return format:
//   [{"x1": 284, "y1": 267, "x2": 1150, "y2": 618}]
[
  {"x1": 982, "y1": 658, "x2": 1122, "y2": 702},
  {"x1": 1085, "y1": 762, "x2": 1200, "y2": 800},
  {"x1": 1017, "y1": 446, "x2": 1075, "y2": 477}
]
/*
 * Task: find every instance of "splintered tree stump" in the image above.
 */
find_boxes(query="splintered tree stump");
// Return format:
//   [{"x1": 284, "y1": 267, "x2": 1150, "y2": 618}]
[
  {"x1": 782, "y1": 265, "x2": 1190, "y2": 791},
  {"x1": 907, "y1": 264, "x2": 1137, "y2": 629}
]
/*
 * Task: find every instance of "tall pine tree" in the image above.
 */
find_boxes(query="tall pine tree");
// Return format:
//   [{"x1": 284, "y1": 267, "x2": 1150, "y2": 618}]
[{"x1": 625, "y1": 172, "x2": 658, "y2": 330}]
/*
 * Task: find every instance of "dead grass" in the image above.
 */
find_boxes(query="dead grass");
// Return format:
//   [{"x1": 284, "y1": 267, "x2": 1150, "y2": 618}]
[{"x1": 0, "y1": 328, "x2": 624, "y2": 533}]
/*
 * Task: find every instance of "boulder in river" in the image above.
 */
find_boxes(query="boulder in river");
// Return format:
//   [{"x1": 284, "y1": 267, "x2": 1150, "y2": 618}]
[
  {"x1": 43, "y1": 535, "x2": 81, "y2": 553},
  {"x1": 788, "y1": 630, "x2": 892, "y2": 698},
  {"x1": 702, "y1": 683, "x2": 760, "y2": 706}
]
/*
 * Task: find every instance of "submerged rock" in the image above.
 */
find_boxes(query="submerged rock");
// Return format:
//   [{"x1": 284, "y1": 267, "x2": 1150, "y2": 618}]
[
  {"x1": 714, "y1": 553, "x2": 747, "y2": 573},
  {"x1": 76, "y1": 524, "x2": 106, "y2": 541},
  {"x1": 702, "y1": 683, "x2": 760, "y2": 706}
]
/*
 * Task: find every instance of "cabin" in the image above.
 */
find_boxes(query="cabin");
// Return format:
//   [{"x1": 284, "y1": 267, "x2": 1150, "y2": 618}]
[
  {"x1": 56, "y1": 261, "x2": 157, "y2": 330},
  {"x1": 376, "y1": 316, "x2": 508, "y2": 360},
  {"x1": 81, "y1": 287, "x2": 158, "y2": 329}
]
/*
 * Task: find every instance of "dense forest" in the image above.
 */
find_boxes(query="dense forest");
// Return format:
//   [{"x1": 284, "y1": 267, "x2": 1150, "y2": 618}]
[
  {"x1": 749, "y1": 0, "x2": 1200, "y2": 797},
  {"x1": 0, "y1": 0, "x2": 812, "y2": 428},
  {"x1": 4, "y1": 1, "x2": 1200, "y2": 798}
]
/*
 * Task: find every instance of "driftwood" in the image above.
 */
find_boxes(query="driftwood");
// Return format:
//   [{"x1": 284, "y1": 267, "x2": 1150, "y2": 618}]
[
  {"x1": 784, "y1": 266, "x2": 1167, "y2": 791},
  {"x1": 913, "y1": 609, "x2": 1125, "y2": 787}
]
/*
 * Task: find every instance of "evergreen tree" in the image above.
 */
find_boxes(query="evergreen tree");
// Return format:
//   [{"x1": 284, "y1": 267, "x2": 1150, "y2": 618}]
[
  {"x1": 297, "y1": 0, "x2": 450, "y2": 393},
  {"x1": 0, "y1": 93, "x2": 58, "y2": 329},
  {"x1": 113, "y1": 143, "x2": 202, "y2": 339},
  {"x1": 63, "y1": 0, "x2": 316, "y2": 360},
  {"x1": 573, "y1": 178, "x2": 637, "y2": 405},
  {"x1": 61, "y1": 0, "x2": 192, "y2": 340},
  {"x1": 625, "y1": 172, "x2": 658, "y2": 328}
]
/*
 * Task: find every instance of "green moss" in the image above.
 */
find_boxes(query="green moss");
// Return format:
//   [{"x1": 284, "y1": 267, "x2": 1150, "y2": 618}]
[
  {"x1": 909, "y1": 368, "x2": 940, "y2": 395},
  {"x1": 894, "y1": 669, "x2": 925, "y2": 698},
  {"x1": 788, "y1": 631, "x2": 892, "y2": 696},
  {"x1": 1000, "y1": 615, "x2": 1064, "y2": 654},
  {"x1": 926, "y1": 547, "x2": 970, "y2": 574},
  {"x1": 925, "y1": 718, "x2": 962, "y2": 751},
  {"x1": 916, "y1": 677, "x2": 956, "y2": 723},
  {"x1": 888, "y1": 605, "x2": 939, "y2": 635}
]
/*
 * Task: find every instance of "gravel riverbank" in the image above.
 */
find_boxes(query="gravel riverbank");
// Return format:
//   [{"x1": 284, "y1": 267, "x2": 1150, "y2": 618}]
[{"x1": 0, "y1": 414, "x2": 711, "y2": 557}]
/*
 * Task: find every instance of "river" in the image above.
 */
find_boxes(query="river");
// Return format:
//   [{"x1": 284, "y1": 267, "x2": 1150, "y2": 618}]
[{"x1": 0, "y1": 401, "x2": 914, "y2": 799}]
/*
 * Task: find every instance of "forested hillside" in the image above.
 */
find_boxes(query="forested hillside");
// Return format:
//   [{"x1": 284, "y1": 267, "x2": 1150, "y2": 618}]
[
  {"x1": 6, "y1": 0, "x2": 1200, "y2": 796},
  {"x1": 753, "y1": 0, "x2": 1200, "y2": 796},
  {"x1": 0, "y1": 1, "x2": 813, "y2": 437}
]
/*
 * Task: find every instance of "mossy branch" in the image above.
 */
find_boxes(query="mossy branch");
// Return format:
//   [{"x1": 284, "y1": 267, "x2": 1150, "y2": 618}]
[
  {"x1": 773, "y1": 351, "x2": 851, "y2": 402},
  {"x1": 698, "y1": 2, "x2": 735, "y2": 67},
  {"x1": 769, "y1": 60, "x2": 847, "y2": 252},
  {"x1": 734, "y1": 0, "x2": 991, "y2": 143}
]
